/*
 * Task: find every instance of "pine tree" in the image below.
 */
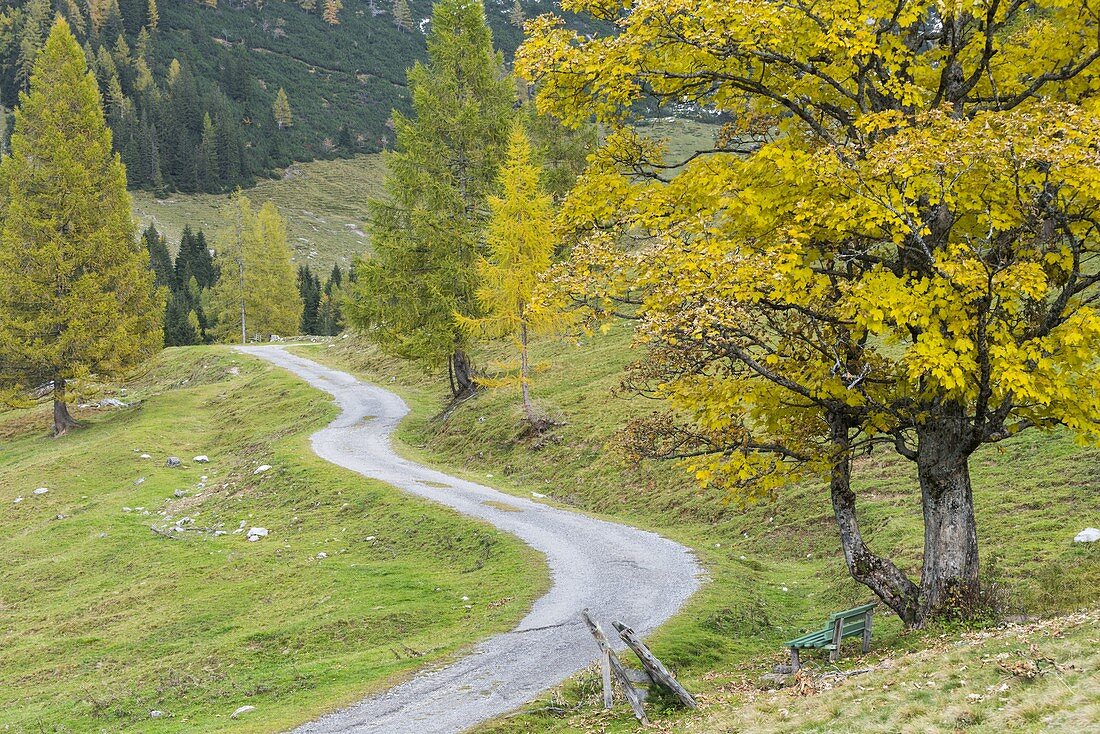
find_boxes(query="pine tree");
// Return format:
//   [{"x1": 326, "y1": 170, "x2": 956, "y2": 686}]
[
  {"x1": 273, "y1": 87, "x2": 293, "y2": 129},
  {"x1": 456, "y1": 126, "x2": 562, "y2": 423},
  {"x1": 392, "y1": 0, "x2": 414, "y2": 32},
  {"x1": 509, "y1": 0, "x2": 524, "y2": 29},
  {"x1": 348, "y1": 0, "x2": 514, "y2": 397},
  {"x1": 0, "y1": 18, "x2": 162, "y2": 435},
  {"x1": 323, "y1": 0, "x2": 343, "y2": 25},
  {"x1": 208, "y1": 196, "x2": 301, "y2": 342}
]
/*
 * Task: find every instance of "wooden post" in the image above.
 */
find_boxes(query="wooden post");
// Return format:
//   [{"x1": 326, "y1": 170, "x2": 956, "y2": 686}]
[
  {"x1": 829, "y1": 617, "x2": 843, "y2": 663},
  {"x1": 612, "y1": 621, "x2": 698, "y2": 709},
  {"x1": 581, "y1": 610, "x2": 648, "y2": 724},
  {"x1": 862, "y1": 609, "x2": 873, "y2": 654},
  {"x1": 790, "y1": 646, "x2": 800, "y2": 672},
  {"x1": 600, "y1": 649, "x2": 613, "y2": 710}
]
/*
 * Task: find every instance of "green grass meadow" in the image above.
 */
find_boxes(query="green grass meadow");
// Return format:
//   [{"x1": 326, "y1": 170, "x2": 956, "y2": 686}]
[
  {"x1": 0, "y1": 347, "x2": 543, "y2": 732},
  {"x1": 131, "y1": 156, "x2": 386, "y2": 270}
]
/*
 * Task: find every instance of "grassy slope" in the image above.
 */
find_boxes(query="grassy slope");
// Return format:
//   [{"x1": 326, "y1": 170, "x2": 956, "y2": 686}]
[
  {"x1": 293, "y1": 325, "x2": 1099, "y2": 733},
  {"x1": 128, "y1": 120, "x2": 723, "y2": 272},
  {"x1": 131, "y1": 155, "x2": 386, "y2": 270},
  {"x1": 0, "y1": 347, "x2": 543, "y2": 732}
]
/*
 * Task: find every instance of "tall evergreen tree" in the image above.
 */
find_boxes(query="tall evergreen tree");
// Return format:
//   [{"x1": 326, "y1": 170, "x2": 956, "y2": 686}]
[
  {"x1": 0, "y1": 18, "x2": 162, "y2": 435},
  {"x1": 297, "y1": 264, "x2": 322, "y2": 334},
  {"x1": 348, "y1": 0, "x2": 514, "y2": 397},
  {"x1": 142, "y1": 223, "x2": 173, "y2": 289}
]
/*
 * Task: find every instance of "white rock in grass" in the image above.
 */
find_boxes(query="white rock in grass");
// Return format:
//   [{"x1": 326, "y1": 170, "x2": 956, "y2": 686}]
[
  {"x1": 149, "y1": 710, "x2": 164, "y2": 719},
  {"x1": 13, "y1": 497, "x2": 24, "y2": 504},
  {"x1": 140, "y1": 453, "x2": 152, "y2": 459},
  {"x1": 1074, "y1": 527, "x2": 1100, "y2": 543},
  {"x1": 231, "y1": 705, "x2": 256, "y2": 719},
  {"x1": 166, "y1": 457, "x2": 182, "y2": 468},
  {"x1": 247, "y1": 527, "x2": 269, "y2": 542},
  {"x1": 194, "y1": 455, "x2": 209, "y2": 464},
  {"x1": 253, "y1": 465, "x2": 272, "y2": 475},
  {"x1": 316, "y1": 552, "x2": 328, "y2": 560},
  {"x1": 33, "y1": 487, "x2": 48, "y2": 496}
]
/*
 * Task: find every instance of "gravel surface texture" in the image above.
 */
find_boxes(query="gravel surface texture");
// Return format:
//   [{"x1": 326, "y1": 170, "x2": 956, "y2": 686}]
[{"x1": 238, "y1": 346, "x2": 703, "y2": 734}]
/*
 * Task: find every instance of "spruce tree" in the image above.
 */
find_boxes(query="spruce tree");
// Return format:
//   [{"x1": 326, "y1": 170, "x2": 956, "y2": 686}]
[
  {"x1": 348, "y1": 0, "x2": 513, "y2": 397},
  {"x1": 142, "y1": 223, "x2": 174, "y2": 289},
  {"x1": 0, "y1": 18, "x2": 162, "y2": 435}
]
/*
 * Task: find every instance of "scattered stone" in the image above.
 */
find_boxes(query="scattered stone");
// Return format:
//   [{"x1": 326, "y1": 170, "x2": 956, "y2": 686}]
[
  {"x1": 123, "y1": 507, "x2": 133, "y2": 513},
  {"x1": 364, "y1": 535, "x2": 375, "y2": 541},
  {"x1": 194, "y1": 455, "x2": 209, "y2": 464},
  {"x1": 99, "y1": 398, "x2": 129, "y2": 408},
  {"x1": 166, "y1": 457, "x2": 182, "y2": 468},
  {"x1": 214, "y1": 530, "x2": 228, "y2": 537},
  {"x1": 247, "y1": 527, "x2": 269, "y2": 542},
  {"x1": 13, "y1": 497, "x2": 23, "y2": 504},
  {"x1": 531, "y1": 491, "x2": 546, "y2": 499},
  {"x1": 228, "y1": 366, "x2": 240, "y2": 376},
  {"x1": 98, "y1": 532, "x2": 108, "y2": 538},
  {"x1": 33, "y1": 487, "x2": 49, "y2": 496},
  {"x1": 253, "y1": 464, "x2": 272, "y2": 475},
  {"x1": 55, "y1": 514, "x2": 65, "y2": 520},
  {"x1": 149, "y1": 710, "x2": 163, "y2": 719},
  {"x1": 231, "y1": 705, "x2": 256, "y2": 719},
  {"x1": 461, "y1": 596, "x2": 470, "y2": 602},
  {"x1": 1074, "y1": 527, "x2": 1100, "y2": 543},
  {"x1": 134, "y1": 477, "x2": 145, "y2": 486},
  {"x1": 140, "y1": 453, "x2": 152, "y2": 459},
  {"x1": 174, "y1": 489, "x2": 188, "y2": 498},
  {"x1": 316, "y1": 552, "x2": 328, "y2": 560}
]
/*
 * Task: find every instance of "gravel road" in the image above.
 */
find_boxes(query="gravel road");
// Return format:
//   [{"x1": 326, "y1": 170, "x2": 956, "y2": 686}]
[{"x1": 238, "y1": 346, "x2": 702, "y2": 734}]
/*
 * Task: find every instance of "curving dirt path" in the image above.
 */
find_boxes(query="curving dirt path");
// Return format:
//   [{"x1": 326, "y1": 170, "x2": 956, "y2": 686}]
[{"x1": 238, "y1": 346, "x2": 702, "y2": 734}]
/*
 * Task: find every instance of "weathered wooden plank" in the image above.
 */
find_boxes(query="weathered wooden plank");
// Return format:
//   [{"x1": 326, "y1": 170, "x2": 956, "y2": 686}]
[
  {"x1": 829, "y1": 617, "x2": 844, "y2": 663},
  {"x1": 582, "y1": 610, "x2": 648, "y2": 724},
  {"x1": 612, "y1": 621, "x2": 698, "y2": 710},
  {"x1": 861, "y1": 609, "x2": 873, "y2": 654},
  {"x1": 600, "y1": 649, "x2": 613, "y2": 710}
]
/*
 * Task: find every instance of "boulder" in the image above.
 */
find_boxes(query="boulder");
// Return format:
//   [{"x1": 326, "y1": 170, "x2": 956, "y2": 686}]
[
  {"x1": 247, "y1": 527, "x2": 269, "y2": 542},
  {"x1": 166, "y1": 457, "x2": 182, "y2": 468},
  {"x1": 193, "y1": 455, "x2": 210, "y2": 464},
  {"x1": 253, "y1": 465, "x2": 272, "y2": 475},
  {"x1": 1074, "y1": 527, "x2": 1100, "y2": 543},
  {"x1": 32, "y1": 487, "x2": 48, "y2": 496}
]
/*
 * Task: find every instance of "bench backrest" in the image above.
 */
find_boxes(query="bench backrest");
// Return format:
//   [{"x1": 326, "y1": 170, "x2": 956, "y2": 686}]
[{"x1": 828, "y1": 602, "x2": 877, "y2": 623}]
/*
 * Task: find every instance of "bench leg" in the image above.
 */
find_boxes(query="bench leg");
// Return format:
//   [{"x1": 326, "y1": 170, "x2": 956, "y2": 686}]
[
  {"x1": 862, "y1": 610, "x2": 873, "y2": 654},
  {"x1": 790, "y1": 647, "x2": 800, "y2": 672},
  {"x1": 829, "y1": 618, "x2": 843, "y2": 663}
]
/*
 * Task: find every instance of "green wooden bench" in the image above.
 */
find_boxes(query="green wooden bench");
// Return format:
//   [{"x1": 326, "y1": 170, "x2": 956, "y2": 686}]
[{"x1": 782, "y1": 602, "x2": 876, "y2": 672}]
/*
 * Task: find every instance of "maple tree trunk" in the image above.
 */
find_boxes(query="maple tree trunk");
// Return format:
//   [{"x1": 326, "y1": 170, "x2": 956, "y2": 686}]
[
  {"x1": 916, "y1": 429, "x2": 981, "y2": 622},
  {"x1": 829, "y1": 415, "x2": 921, "y2": 626},
  {"x1": 52, "y1": 379, "x2": 80, "y2": 437}
]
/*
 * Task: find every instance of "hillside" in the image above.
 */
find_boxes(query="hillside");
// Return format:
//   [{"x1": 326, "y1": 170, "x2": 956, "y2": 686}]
[
  {"x1": 0, "y1": 348, "x2": 543, "y2": 731},
  {"x1": 292, "y1": 325, "x2": 1100, "y2": 732},
  {"x1": 0, "y1": 0, "x2": 590, "y2": 194}
]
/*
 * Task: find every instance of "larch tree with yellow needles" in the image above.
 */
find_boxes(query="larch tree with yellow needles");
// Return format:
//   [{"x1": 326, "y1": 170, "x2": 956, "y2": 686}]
[
  {"x1": 457, "y1": 126, "x2": 562, "y2": 426},
  {"x1": 519, "y1": 0, "x2": 1100, "y2": 626}
]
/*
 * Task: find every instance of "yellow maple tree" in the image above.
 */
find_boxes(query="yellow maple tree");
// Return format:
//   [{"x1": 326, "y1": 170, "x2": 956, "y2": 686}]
[{"x1": 519, "y1": 0, "x2": 1100, "y2": 625}]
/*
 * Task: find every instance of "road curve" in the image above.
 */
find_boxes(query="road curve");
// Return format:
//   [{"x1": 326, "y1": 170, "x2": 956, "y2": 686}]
[{"x1": 237, "y1": 346, "x2": 702, "y2": 734}]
